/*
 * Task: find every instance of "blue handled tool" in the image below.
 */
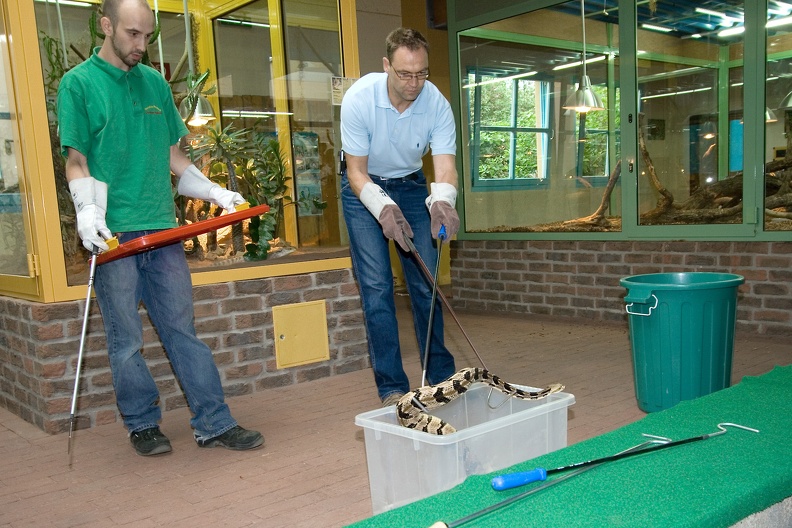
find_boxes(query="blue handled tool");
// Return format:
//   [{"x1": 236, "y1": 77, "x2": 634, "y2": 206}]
[
  {"x1": 430, "y1": 438, "x2": 669, "y2": 528},
  {"x1": 492, "y1": 422, "x2": 759, "y2": 491},
  {"x1": 491, "y1": 468, "x2": 547, "y2": 490},
  {"x1": 420, "y1": 223, "x2": 445, "y2": 386}
]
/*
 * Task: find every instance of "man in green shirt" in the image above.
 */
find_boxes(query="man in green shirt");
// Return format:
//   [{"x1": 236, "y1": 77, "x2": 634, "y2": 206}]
[{"x1": 58, "y1": 0, "x2": 263, "y2": 456}]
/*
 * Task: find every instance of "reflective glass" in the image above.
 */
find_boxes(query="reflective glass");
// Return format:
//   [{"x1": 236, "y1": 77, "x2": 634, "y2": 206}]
[
  {"x1": 458, "y1": 1, "x2": 621, "y2": 233},
  {"x1": 636, "y1": 0, "x2": 744, "y2": 226},
  {"x1": 213, "y1": 0, "x2": 346, "y2": 261},
  {"x1": 0, "y1": 11, "x2": 30, "y2": 276},
  {"x1": 765, "y1": 13, "x2": 792, "y2": 231}
]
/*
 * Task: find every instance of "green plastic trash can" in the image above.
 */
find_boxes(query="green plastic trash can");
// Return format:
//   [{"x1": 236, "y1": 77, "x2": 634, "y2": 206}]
[{"x1": 620, "y1": 272, "x2": 745, "y2": 412}]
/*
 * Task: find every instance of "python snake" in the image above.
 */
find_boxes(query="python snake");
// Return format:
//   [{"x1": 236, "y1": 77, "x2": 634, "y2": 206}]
[{"x1": 396, "y1": 367, "x2": 565, "y2": 435}]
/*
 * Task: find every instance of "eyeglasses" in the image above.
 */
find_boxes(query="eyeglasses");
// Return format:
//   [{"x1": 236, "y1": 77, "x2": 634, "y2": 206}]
[{"x1": 392, "y1": 69, "x2": 429, "y2": 81}]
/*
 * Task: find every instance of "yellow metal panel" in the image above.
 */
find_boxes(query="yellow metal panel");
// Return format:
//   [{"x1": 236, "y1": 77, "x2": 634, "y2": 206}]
[
  {"x1": 339, "y1": 0, "x2": 359, "y2": 77},
  {"x1": 267, "y1": 0, "x2": 299, "y2": 247},
  {"x1": 273, "y1": 300, "x2": 330, "y2": 369},
  {"x1": 191, "y1": 257, "x2": 351, "y2": 286}
]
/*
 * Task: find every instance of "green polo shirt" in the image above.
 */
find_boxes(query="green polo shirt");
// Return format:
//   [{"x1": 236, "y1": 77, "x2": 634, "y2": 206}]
[{"x1": 58, "y1": 48, "x2": 189, "y2": 232}]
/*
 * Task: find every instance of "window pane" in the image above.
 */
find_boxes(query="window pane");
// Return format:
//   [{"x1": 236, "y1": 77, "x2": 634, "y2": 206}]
[
  {"x1": 480, "y1": 76, "x2": 513, "y2": 126},
  {"x1": 478, "y1": 131, "x2": 511, "y2": 179},
  {"x1": 766, "y1": 17, "x2": 792, "y2": 232},
  {"x1": 515, "y1": 133, "x2": 540, "y2": 178},
  {"x1": 215, "y1": 3, "x2": 276, "y2": 131},
  {"x1": 0, "y1": 12, "x2": 30, "y2": 276},
  {"x1": 516, "y1": 80, "x2": 539, "y2": 128},
  {"x1": 214, "y1": 0, "x2": 346, "y2": 259},
  {"x1": 458, "y1": 0, "x2": 620, "y2": 232},
  {"x1": 636, "y1": 1, "x2": 744, "y2": 226},
  {"x1": 282, "y1": 0, "x2": 344, "y2": 250}
]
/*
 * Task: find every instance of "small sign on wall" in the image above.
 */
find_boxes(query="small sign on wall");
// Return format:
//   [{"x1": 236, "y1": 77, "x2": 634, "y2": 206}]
[{"x1": 331, "y1": 77, "x2": 357, "y2": 106}]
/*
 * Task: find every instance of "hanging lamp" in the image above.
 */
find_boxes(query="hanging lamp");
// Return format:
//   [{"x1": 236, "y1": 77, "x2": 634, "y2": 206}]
[
  {"x1": 179, "y1": 95, "x2": 216, "y2": 126},
  {"x1": 700, "y1": 121, "x2": 717, "y2": 139},
  {"x1": 563, "y1": 0, "x2": 605, "y2": 112},
  {"x1": 779, "y1": 89, "x2": 792, "y2": 110},
  {"x1": 179, "y1": 0, "x2": 215, "y2": 126}
]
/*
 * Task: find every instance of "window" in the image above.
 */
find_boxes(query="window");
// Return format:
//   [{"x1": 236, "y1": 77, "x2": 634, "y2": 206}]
[
  {"x1": 0, "y1": 7, "x2": 31, "y2": 279},
  {"x1": 35, "y1": 0, "x2": 348, "y2": 288},
  {"x1": 467, "y1": 72, "x2": 551, "y2": 188},
  {"x1": 457, "y1": 9, "x2": 621, "y2": 233}
]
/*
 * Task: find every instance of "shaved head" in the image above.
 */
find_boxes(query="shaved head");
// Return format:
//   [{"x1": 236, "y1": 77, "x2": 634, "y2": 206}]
[{"x1": 102, "y1": 0, "x2": 152, "y2": 27}]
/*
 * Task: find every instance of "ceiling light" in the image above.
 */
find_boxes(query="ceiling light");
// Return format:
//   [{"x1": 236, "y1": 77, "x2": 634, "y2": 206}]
[
  {"x1": 640, "y1": 87, "x2": 711, "y2": 101},
  {"x1": 767, "y1": 15, "x2": 792, "y2": 28},
  {"x1": 553, "y1": 55, "x2": 606, "y2": 71},
  {"x1": 563, "y1": 0, "x2": 604, "y2": 113},
  {"x1": 772, "y1": 2, "x2": 792, "y2": 15},
  {"x1": 641, "y1": 24, "x2": 674, "y2": 33},
  {"x1": 463, "y1": 71, "x2": 538, "y2": 89},
  {"x1": 695, "y1": 7, "x2": 728, "y2": 18},
  {"x1": 564, "y1": 76, "x2": 605, "y2": 113},
  {"x1": 718, "y1": 26, "x2": 745, "y2": 37},
  {"x1": 719, "y1": 14, "x2": 792, "y2": 39},
  {"x1": 217, "y1": 18, "x2": 270, "y2": 28},
  {"x1": 221, "y1": 110, "x2": 293, "y2": 118},
  {"x1": 694, "y1": 7, "x2": 742, "y2": 26},
  {"x1": 34, "y1": 0, "x2": 91, "y2": 6}
]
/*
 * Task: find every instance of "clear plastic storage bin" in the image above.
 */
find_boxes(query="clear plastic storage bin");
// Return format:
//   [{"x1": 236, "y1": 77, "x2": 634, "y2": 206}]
[{"x1": 355, "y1": 384, "x2": 575, "y2": 514}]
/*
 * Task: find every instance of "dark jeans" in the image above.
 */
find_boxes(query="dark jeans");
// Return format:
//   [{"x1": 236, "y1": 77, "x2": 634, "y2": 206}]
[
  {"x1": 94, "y1": 232, "x2": 237, "y2": 438},
  {"x1": 341, "y1": 171, "x2": 456, "y2": 399}
]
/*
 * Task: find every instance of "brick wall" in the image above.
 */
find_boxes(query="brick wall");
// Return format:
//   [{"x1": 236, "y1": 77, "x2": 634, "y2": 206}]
[
  {"x1": 0, "y1": 269, "x2": 369, "y2": 434},
  {"x1": 450, "y1": 240, "x2": 792, "y2": 336},
  {"x1": 5, "y1": 240, "x2": 791, "y2": 433}
]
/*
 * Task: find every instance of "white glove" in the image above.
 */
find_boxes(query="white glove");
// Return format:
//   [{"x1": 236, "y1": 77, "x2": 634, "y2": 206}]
[
  {"x1": 425, "y1": 182, "x2": 459, "y2": 241},
  {"x1": 177, "y1": 164, "x2": 245, "y2": 212},
  {"x1": 424, "y1": 182, "x2": 457, "y2": 209},
  {"x1": 360, "y1": 182, "x2": 413, "y2": 251},
  {"x1": 68, "y1": 177, "x2": 112, "y2": 252}
]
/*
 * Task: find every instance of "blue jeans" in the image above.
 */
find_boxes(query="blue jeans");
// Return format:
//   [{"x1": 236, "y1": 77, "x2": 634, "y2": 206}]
[
  {"x1": 341, "y1": 171, "x2": 456, "y2": 400},
  {"x1": 94, "y1": 231, "x2": 237, "y2": 438}
]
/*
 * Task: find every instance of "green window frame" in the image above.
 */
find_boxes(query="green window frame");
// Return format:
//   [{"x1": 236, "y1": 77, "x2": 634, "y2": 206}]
[{"x1": 466, "y1": 70, "x2": 553, "y2": 190}]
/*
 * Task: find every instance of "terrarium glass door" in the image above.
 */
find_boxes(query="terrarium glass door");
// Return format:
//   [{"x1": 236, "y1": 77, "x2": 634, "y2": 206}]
[
  {"x1": 0, "y1": 2, "x2": 37, "y2": 297},
  {"x1": 635, "y1": 1, "x2": 746, "y2": 227}
]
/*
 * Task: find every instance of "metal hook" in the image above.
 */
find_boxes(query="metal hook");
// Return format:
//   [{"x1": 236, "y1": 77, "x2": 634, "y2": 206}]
[
  {"x1": 641, "y1": 433, "x2": 673, "y2": 443},
  {"x1": 711, "y1": 422, "x2": 760, "y2": 436},
  {"x1": 486, "y1": 387, "x2": 512, "y2": 410}
]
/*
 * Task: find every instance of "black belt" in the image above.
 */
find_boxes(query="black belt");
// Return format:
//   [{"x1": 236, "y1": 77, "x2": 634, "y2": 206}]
[{"x1": 370, "y1": 172, "x2": 419, "y2": 182}]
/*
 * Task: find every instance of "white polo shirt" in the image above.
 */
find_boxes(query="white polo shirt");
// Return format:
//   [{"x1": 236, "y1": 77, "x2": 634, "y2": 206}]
[{"x1": 340, "y1": 72, "x2": 457, "y2": 178}]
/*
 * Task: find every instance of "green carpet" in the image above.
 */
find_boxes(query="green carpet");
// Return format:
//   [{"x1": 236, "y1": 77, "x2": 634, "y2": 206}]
[{"x1": 350, "y1": 365, "x2": 792, "y2": 528}]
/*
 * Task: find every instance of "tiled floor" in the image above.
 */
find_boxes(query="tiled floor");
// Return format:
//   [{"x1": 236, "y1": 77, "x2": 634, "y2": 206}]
[{"x1": 1, "y1": 296, "x2": 789, "y2": 527}]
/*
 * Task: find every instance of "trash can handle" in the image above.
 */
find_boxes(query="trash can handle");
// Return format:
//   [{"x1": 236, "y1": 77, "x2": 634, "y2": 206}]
[{"x1": 625, "y1": 294, "x2": 659, "y2": 317}]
